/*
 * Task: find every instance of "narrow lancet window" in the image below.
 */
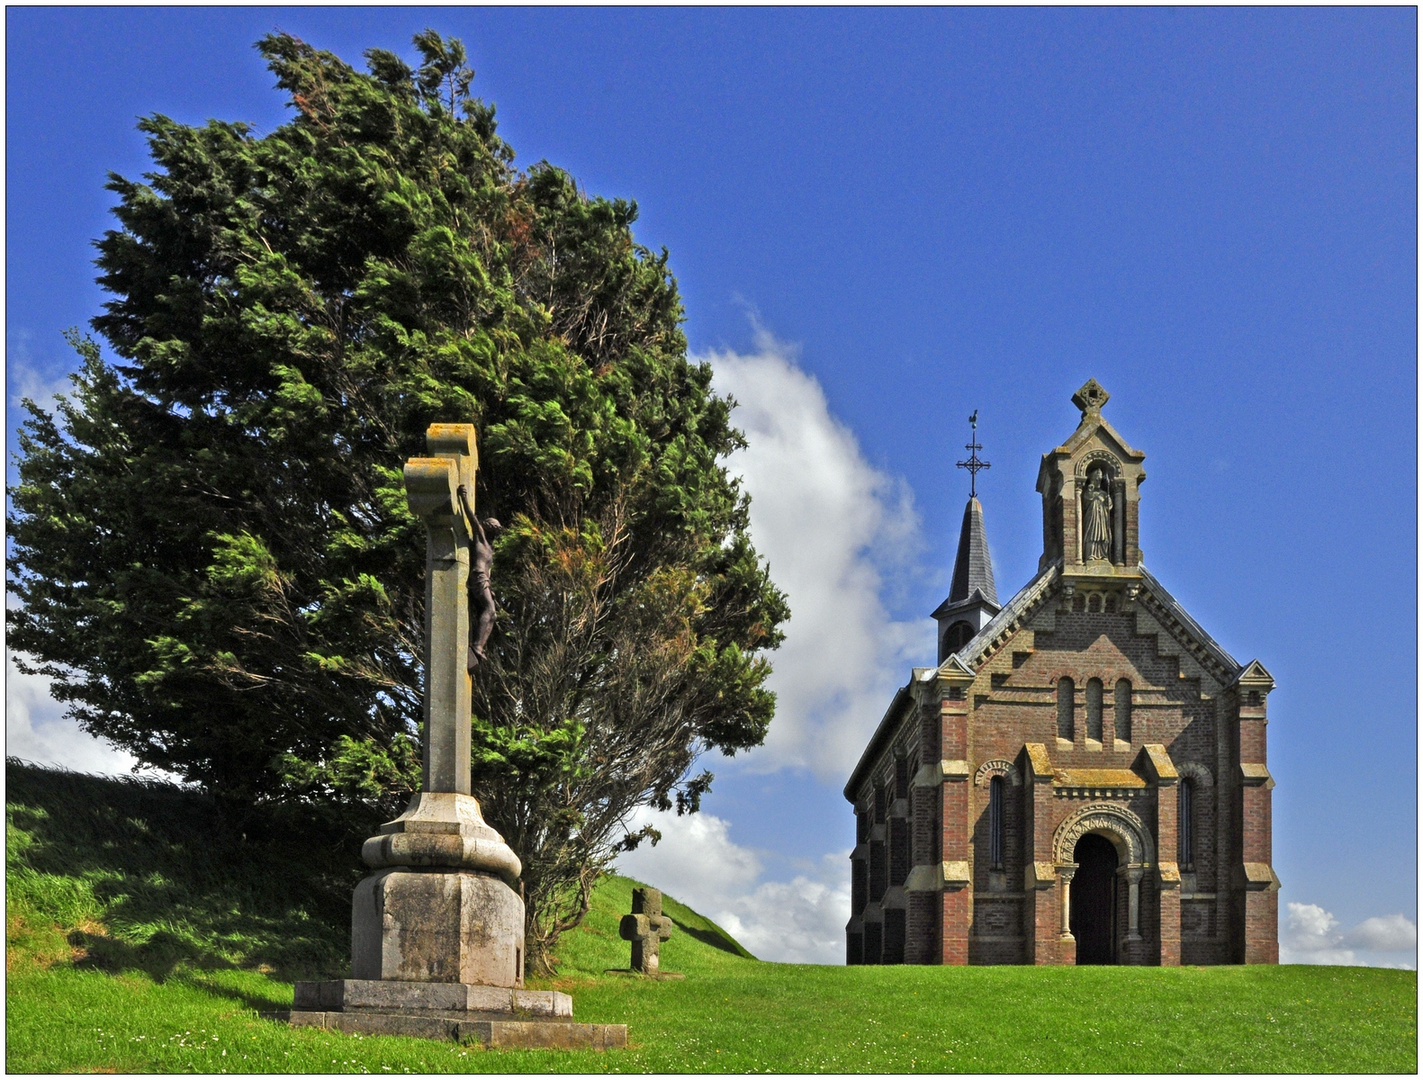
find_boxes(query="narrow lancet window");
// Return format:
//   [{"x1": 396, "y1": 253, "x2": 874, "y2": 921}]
[
  {"x1": 1115, "y1": 678, "x2": 1132, "y2": 743},
  {"x1": 1179, "y1": 780, "x2": 1195, "y2": 871},
  {"x1": 1057, "y1": 677, "x2": 1075, "y2": 740},
  {"x1": 989, "y1": 776, "x2": 1004, "y2": 870},
  {"x1": 1086, "y1": 678, "x2": 1103, "y2": 742}
]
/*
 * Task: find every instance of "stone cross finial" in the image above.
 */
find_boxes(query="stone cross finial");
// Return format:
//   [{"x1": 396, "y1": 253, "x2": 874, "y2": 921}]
[
  {"x1": 619, "y1": 888, "x2": 674, "y2": 975},
  {"x1": 1072, "y1": 378, "x2": 1110, "y2": 419}
]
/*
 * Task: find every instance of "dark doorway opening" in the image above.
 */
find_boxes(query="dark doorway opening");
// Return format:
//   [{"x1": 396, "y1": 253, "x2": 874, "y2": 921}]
[{"x1": 1070, "y1": 833, "x2": 1118, "y2": 964}]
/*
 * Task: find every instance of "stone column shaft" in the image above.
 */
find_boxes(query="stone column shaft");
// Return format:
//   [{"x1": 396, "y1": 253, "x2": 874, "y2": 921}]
[
  {"x1": 1059, "y1": 865, "x2": 1076, "y2": 937},
  {"x1": 424, "y1": 522, "x2": 472, "y2": 794},
  {"x1": 1127, "y1": 867, "x2": 1143, "y2": 940}
]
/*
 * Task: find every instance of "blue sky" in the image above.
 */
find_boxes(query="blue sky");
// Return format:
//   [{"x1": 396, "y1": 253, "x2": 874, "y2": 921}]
[{"x1": 6, "y1": 8, "x2": 1416, "y2": 965}]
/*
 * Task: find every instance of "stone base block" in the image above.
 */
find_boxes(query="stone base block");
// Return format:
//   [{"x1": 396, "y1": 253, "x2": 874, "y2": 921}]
[
  {"x1": 288, "y1": 1009, "x2": 626, "y2": 1049},
  {"x1": 295, "y1": 979, "x2": 570, "y2": 1017},
  {"x1": 287, "y1": 979, "x2": 625, "y2": 1049},
  {"x1": 351, "y1": 869, "x2": 524, "y2": 986}
]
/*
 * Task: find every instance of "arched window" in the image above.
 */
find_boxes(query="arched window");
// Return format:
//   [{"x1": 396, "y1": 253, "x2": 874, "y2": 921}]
[
  {"x1": 1179, "y1": 779, "x2": 1195, "y2": 871},
  {"x1": 1057, "y1": 677, "x2": 1075, "y2": 740},
  {"x1": 1114, "y1": 679, "x2": 1132, "y2": 743},
  {"x1": 1086, "y1": 678, "x2": 1103, "y2": 742},
  {"x1": 942, "y1": 621, "x2": 975, "y2": 658},
  {"x1": 989, "y1": 776, "x2": 1004, "y2": 870}
]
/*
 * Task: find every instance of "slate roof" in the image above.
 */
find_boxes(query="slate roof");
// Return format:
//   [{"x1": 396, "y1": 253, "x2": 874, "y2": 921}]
[{"x1": 947, "y1": 497, "x2": 997, "y2": 606}]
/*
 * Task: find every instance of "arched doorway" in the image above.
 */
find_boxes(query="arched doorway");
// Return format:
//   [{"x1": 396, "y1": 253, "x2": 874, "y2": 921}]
[{"x1": 1070, "y1": 833, "x2": 1117, "y2": 964}]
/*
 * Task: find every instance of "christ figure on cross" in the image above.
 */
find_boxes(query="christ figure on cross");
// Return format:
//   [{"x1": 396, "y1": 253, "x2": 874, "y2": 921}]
[{"x1": 457, "y1": 483, "x2": 499, "y2": 672}]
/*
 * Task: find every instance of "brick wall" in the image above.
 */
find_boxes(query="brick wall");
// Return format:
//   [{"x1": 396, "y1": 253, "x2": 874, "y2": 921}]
[{"x1": 845, "y1": 573, "x2": 1273, "y2": 968}]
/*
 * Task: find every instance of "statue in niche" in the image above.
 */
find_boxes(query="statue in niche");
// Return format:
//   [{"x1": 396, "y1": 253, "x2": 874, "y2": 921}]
[{"x1": 1082, "y1": 467, "x2": 1114, "y2": 562}]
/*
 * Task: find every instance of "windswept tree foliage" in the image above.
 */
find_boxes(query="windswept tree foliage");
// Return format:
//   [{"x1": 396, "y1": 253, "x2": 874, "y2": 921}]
[{"x1": 7, "y1": 31, "x2": 787, "y2": 971}]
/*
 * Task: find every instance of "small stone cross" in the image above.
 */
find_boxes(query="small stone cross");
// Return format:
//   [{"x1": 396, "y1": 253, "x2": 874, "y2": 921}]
[{"x1": 619, "y1": 888, "x2": 673, "y2": 975}]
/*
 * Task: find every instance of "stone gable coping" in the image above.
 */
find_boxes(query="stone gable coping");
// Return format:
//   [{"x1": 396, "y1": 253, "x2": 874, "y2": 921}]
[
  {"x1": 1023, "y1": 743, "x2": 1053, "y2": 780},
  {"x1": 1138, "y1": 744, "x2": 1178, "y2": 785},
  {"x1": 1243, "y1": 862, "x2": 1282, "y2": 891},
  {"x1": 1231, "y1": 659, "x2": 1276, "y2": 691},
  {"x1": 941, "y1": 861, "x2": 972, "y2": 887},
  {"x1": 1239, "y1": 763, "x2": 1275, "y2": 789},
  {"x1": 941, "y1": 760, "x2": 971, "y2": 781},
  {"x1": 904, "y1": 864, "x2": 942, "y2": 892},
  {"x1": 1028, "y1": 862, "x2": 1057, "y2": 889}
]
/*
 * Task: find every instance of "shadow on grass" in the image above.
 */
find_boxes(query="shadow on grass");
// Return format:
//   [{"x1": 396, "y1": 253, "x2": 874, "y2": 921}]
[
  {"x1": 8, "y1": 759, "x2": 365, "y2": 984},
  {"x1": 669, "y1": 916, "x2": 747, "y2": 957}
]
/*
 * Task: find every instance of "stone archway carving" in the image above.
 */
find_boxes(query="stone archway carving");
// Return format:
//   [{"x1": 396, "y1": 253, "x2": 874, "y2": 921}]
[
  {"x1": 1074, "y1": 449, "x2": 1121, "y2": 480},
  {"x1": 974, "y1": 759, "x2": 1022, "y2": 787},
  {"x1": 1052, "y1": 803, "x2": 1154, "y2": 947},
  {"x1": 1053, "y1": 802, "x2": 1154, "y2": 866}
]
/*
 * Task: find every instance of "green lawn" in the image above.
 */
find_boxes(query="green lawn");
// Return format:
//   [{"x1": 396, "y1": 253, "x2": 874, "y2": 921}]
[{"x1": 7, "y1": 760, "x2": 1416, "y2": 1073}]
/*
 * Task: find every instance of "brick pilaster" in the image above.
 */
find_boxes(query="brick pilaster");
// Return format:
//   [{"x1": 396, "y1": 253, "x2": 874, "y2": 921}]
[
  {"x1": 1236, "y1": 669, "x2": 1279, "y2": 964},
  {"x1": 938, "y1": 668, "x2": 973, "y2": 965},
  {"x1": 1019, "y1": 743, "x2": 1063, "y2": 965},
  {"x1": 1155, "y1": 762, "x2": 1181, "y2": 967}
]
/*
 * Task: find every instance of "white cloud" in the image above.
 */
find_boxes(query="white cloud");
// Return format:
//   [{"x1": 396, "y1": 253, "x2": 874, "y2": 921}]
[
  {"x1": 7, "y1": 327, "x2": 76, "y2": 418},
  {"x1": 1280, "y1": 901, "x2": 1416, "y2": 969},
  {"x1": 615, "y1": 805, "x2": 850, "y2": 965},
  {"x1": 716, "y1": 855, "x2": 851, "y2": 966},
  {"x1": 1345, "y1": 913, "x2": 1418, "y2": 954},
  {"x1": 615, "y1": 804, "x2": 763, "y2": 905},
  {"x1": 701, "y1": 328, "x2": 931, "y2": 782},
  {"x1": 7, "y1": 653, "x2": 145, "y2": 775}
]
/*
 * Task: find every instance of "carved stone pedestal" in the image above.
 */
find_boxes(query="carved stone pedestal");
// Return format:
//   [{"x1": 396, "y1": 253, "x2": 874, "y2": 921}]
[{"x1": 351, "y1": 791, "x2": 525, "y2": 987}]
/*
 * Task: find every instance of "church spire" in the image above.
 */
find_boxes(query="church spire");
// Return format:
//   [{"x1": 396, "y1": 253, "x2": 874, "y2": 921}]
[
  {"x1": 948, "y1": 495, "x2": 998, "y2": 607},
  {"x1": 933, "y1": 413, "x2": 1001, "y2": 663}
]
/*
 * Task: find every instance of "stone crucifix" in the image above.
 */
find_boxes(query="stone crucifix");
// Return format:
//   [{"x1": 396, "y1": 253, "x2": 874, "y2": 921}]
[
  {"x1": 620, "y1": 888, "x2": 675, "y2": 976},
  {"x1": 347, "y1": 423, "x2": 527, "y2": 989}
]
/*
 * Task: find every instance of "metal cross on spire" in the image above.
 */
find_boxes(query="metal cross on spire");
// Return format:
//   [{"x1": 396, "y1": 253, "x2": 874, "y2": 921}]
[{"x1": 956, "y1": 410, "x2": 990, "y2": 498}]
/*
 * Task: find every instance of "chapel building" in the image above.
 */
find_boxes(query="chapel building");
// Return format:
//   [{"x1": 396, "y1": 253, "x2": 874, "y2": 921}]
[{"x1": 844, "y1": 380, "x2": 1279, "y2": 966}]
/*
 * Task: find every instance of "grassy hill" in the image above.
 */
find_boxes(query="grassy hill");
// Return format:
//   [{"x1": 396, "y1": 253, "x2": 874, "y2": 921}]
[{"x1": 7, "y1": 760, "x2": 1416, "y2": 1073}]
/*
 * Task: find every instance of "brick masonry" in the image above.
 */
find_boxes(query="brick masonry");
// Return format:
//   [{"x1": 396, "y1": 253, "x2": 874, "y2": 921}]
[{"x1": 844, "y1": 382, "x2": 1278, "y2": 968}]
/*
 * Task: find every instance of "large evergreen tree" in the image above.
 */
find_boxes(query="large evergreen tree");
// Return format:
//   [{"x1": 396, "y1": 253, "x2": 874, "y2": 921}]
[{"x1": 7, "y1": 31, "x2": 787, "y2": 970}]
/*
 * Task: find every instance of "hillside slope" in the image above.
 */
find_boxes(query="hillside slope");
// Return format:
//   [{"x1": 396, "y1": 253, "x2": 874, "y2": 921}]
[
  {"x1": 7, "y1": 760, "x2": 1416, "y2": 1074},
  {"x1": 5, "y1": 759, "x2": 754, "y2": 980}
]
